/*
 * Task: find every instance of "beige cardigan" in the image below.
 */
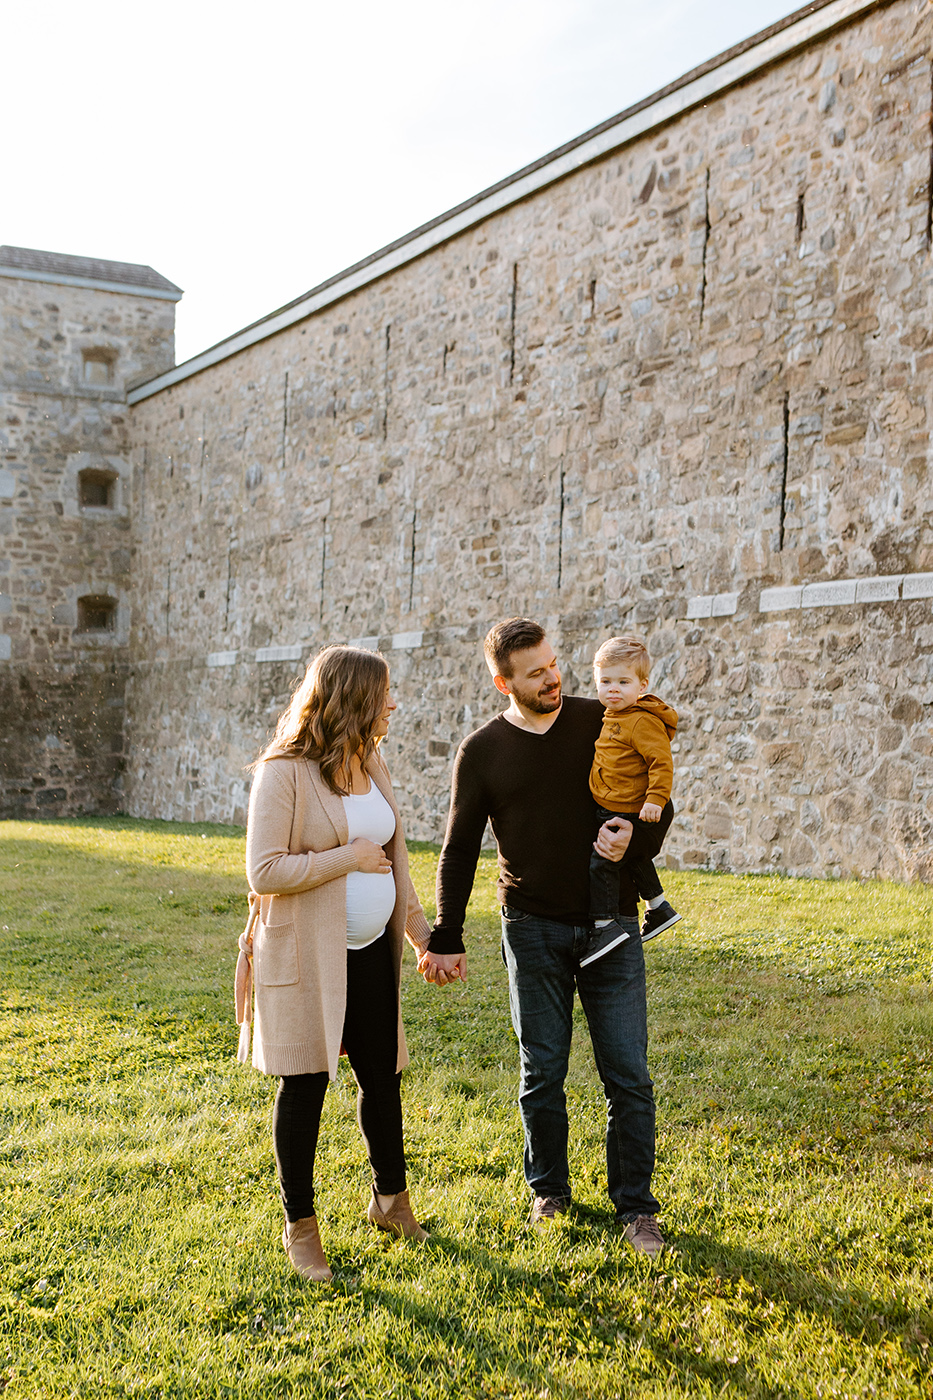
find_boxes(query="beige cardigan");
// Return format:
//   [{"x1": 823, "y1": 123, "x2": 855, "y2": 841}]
[{"x1": 243, "y1": 751, "x2": 431, "y2": 1078}]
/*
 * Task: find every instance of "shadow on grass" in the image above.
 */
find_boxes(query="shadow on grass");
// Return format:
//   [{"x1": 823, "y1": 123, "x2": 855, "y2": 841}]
[
  {"x1": 308, "y1": 1222, "x2": 931, "y2": 1399},
  {"x1": 323, "y1": 1231, "x2": 786, "y2": 1400},
  {"x1": 673, "y1": 1229, "x2": 932, "y2": 1364}
]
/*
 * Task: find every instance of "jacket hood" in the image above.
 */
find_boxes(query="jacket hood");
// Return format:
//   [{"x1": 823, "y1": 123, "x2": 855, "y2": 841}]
[{"x1": 632, "y1": 693, "x2": 678, "y2": 738}]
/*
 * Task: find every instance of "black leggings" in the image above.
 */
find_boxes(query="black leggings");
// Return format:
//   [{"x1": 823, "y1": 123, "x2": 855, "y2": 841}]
[{"x1": 272, "y1": 933, "x2": 407, "y2": 1221}]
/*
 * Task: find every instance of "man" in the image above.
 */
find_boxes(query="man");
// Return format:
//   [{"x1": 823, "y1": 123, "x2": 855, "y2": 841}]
[{"x1": 419, "y1": 618, "x2": 664, "y2": 1255}]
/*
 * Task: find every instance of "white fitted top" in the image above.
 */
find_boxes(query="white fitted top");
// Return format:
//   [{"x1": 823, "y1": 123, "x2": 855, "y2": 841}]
[{"x1": 342, "y1": 783, "x2": 397, "y2": 949}]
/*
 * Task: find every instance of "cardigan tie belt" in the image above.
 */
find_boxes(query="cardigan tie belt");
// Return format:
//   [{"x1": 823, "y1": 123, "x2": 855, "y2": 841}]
[{"x1": 234, "y1": 891, "x2": 260, "y2": 1064}]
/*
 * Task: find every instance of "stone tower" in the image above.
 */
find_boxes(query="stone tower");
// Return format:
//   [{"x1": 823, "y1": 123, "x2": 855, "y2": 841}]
[{"x1": 0, "y1": 246, "x2": 181, "y2": 817}]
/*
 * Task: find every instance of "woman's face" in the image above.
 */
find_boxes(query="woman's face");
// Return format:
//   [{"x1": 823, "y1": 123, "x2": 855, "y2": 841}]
[{"x1": 369, "y1": 683, "x2": 397, "y2": 739}]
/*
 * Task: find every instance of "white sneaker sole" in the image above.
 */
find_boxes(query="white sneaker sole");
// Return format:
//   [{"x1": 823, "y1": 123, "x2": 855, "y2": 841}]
[
  {"x1": 642, "y1": 912, "x2": 682, "y2": 942},
  {"x1": 579, "y1": 927, "x2": 631, "y2": 967}
]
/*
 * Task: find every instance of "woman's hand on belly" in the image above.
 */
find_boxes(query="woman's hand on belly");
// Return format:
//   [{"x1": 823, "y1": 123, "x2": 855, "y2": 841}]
[{"x1": 351, "y1": 838, "x2": 392, "y2": 873}]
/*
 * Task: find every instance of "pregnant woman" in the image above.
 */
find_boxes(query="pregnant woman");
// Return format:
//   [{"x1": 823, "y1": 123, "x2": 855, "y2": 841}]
[{"x1": 241, "y1": 645, "x2": 432, "y2": 1282}]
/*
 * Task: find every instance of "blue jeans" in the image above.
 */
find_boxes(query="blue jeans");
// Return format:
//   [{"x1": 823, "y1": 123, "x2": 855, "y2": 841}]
[{"x1": 501, "y1": 907, "x2": 660, "y2": 1220}]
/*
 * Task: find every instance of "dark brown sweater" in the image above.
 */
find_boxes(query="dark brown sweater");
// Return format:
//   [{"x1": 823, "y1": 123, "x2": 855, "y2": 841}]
[{"x1": 430, "y1": 696, "x2": 638, "y2": 953}]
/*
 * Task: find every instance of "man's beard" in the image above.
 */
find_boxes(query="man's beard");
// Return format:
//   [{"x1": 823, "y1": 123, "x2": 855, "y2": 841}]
[{"x1": 513, "y1": 680, "x2": 562, "y2": 714}]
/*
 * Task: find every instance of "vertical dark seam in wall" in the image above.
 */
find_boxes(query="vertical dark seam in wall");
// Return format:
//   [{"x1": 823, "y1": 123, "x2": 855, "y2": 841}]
[
  {"x1": 926, "y1": 60, "x2": 933, "y2": 249},
  {"x1": 408, "y1": 506, "x2": 417, "y2": 613},
  {"x1": 224, "y1": 544, "x2": 233, "y2": 632},
  {"x1": 198, "y1": 417, "x2": 206, "y2": 506},
  {"x1": 319, "y1": 520, "x2": 327, "y2": 621},
  {"x1": 779, "y1": 391, "x2": 790, "y2": 551},
  {"x1": 557, "y1": 460, "x2": 565, "y2": 591},
  {"x1": 699, "y1": 168, "x2": 711, "y2": 325},
  {"x1": 165, "y1": 564, "x2": 171, "y2": 639},
  {"x1": 281, "y1": 371, "x2": 289, "y2": 468},
  {"x1": 795, "y1": 189, "x2": 806, "y2": 244},
  {"x1": 508, "y1": 263, "x2": 519, "y2": 385},
  {"x1": 383, "y1": 326, "x2": 391, "y2": 439}
]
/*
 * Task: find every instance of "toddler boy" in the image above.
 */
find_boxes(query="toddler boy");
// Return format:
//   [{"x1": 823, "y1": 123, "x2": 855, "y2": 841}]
[{"x1": 580, "y1": 635, "x2": 681, "y2": 967}]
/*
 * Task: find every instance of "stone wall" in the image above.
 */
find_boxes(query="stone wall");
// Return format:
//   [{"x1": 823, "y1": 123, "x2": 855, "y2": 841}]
[
  {"x1": 126, "y1": 0, "x2": 933, "y2": 879},
  {"x1": 0, "y1": 276, "x2": 176, "y2": 816}
]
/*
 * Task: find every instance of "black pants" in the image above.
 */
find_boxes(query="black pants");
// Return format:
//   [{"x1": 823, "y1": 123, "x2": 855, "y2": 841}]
[
  {"x1": 589, "y1": 800, "x2": 675, "y2": 918},
  {"x1": 272, "y1": 933, "x2": 407, "y2": 1222}
]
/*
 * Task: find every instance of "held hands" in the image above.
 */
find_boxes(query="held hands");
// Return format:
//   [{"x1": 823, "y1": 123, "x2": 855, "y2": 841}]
[
  {"x1": 351, "y1": 837, "x2": 392, "y2": 874},
  {"x1": 594, "y1": 815, "x2": 633, "y2": 862},
  {"x1": 639, "y1": 802, "x2": 662, "y2": 823},
  {"x1": 417, "y1": 950, "x2": 468, "y2": 987}
]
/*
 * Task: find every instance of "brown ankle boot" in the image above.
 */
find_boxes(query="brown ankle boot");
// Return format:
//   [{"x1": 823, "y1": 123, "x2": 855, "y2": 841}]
[
  {"x1": 282, "y1": 1215, "x2": 332, "y2": 1281},
  {"x1": 367, "y1": 1188, "x2": 427, "y2": 1241}
]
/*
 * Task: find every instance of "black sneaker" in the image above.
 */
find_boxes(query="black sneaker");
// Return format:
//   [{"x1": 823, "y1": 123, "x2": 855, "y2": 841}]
[
  {"x1": 579, "y1": 920, "x2": 631, "y2": 968},
  {"x1": 641, "y1": 901, "x2": 681, "y2": 941},
  {"x1": 531, "y1": 1196, "x2": 569, "y2": 1230}
]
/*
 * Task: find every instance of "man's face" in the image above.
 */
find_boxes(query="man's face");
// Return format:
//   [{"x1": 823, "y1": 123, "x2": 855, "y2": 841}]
[{"x1": 498, "y1": 638, "x2": 562, "y2": 714}]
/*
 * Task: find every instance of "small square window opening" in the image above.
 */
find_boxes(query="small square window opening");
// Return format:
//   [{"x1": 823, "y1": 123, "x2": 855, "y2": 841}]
[
  {"x1": 77, "y1": 595, "x2": 117, "y2": 632},
  {"x1": 78, "y1": 469, "x2": 117, "y2": 509},
  {"x1": 82, "y1": 349, "x2": 115, "y2": 385}
]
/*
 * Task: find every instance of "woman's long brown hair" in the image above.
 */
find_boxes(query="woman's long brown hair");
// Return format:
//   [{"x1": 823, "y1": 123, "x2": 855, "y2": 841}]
[{"x1": 257, "y1": 645, "x2": 390, "y2": 794}]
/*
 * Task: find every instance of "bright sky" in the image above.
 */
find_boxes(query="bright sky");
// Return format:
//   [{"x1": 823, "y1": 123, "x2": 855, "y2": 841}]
[{"x1": 4, "y1": 0, "x2": 799, "y2": 365}]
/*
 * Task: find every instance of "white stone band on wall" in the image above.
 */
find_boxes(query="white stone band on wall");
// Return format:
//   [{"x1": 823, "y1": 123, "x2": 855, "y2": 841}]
[
  {"x1": 3, "y1": 566, "x2": 927, "y2": 672},
  {"x1": 686, "y1": 593, "x2": 739, "y2": 619},
  {"x1": 196, "y1": 633, "x2": 430, "y2": 669},
  {"x1": 760, "y1": 573, "x2": 933, "y2": 613},
  {"x1": 683, "y1": 573, "x2": 933, "y2": 623},
  {"x1": 255, "y1": 644, "x2": 304, "y2": 663},
  {"x1": 190, "y1": 575, "x2": 933, "y2": 670}
]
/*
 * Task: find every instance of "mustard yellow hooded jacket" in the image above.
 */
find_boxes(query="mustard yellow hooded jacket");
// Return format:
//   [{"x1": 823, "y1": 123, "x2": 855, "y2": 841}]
[{"x1": 589, "y1": 694, "x2": 678, "y2": 813}]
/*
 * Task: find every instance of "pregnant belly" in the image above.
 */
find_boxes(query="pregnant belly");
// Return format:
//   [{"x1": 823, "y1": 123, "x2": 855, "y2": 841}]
[{"x1": 346, "y1": 870, "x2": 397, "y2": 943}]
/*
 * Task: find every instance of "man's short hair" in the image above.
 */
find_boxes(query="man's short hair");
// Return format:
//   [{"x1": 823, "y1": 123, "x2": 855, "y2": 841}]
[
  {"x1": 594, "y1": 635, "x2": 651, "y2": 681},
  {"x1": 484, "y1": 617, "x2": 547, "y2": 678}
]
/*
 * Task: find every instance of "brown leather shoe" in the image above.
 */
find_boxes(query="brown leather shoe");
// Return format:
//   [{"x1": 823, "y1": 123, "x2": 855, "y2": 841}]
[
  {"x1": 620, "y1": 1214, "x2": 665, "y2": 1258},
  {"x1": 282, "y1": 1215, "x2": 333, "y2": 1281},
  {"x1": 367, "y1": 1188, "x2": 427, "y2": 1241},
  {"x1": 531, "y1": 1195, "x2": 570, "y2": 1230}
]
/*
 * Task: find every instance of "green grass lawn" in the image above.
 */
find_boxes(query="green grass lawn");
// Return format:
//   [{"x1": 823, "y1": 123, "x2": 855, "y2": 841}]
[{"x1": 0, "y1": 817, "x2": 931, "y2": 1399}]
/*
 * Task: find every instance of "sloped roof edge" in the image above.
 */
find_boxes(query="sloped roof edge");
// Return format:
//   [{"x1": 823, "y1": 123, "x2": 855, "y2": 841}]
[
  {"x1": 128, "y1": 0, "x2": 886, "y2": 405},
  {"x1": 0, "y1": 245, "x2": 182, "y2": 300}
]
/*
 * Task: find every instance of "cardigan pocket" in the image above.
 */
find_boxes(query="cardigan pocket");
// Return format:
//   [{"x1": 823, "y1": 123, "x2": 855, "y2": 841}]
[{"x1": 255, "y1": 922, "x2": 300, "y2": 986}]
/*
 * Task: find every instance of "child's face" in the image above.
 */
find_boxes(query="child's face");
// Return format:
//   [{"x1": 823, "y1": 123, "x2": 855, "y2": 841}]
[{"x1": 595, "y1": 662, "x2": 648, "y2": 713}]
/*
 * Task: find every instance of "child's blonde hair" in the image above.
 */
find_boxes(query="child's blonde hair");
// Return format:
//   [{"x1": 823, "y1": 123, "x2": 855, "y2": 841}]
[{"x1": 593, "y1": 635, "x2": 651, "y2": 682}]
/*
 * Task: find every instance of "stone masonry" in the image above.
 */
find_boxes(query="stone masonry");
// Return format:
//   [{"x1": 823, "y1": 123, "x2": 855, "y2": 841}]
[
  {"x1": 0, "y1": 248, "x2": 180, "y2": 816},
  {"x1": 4, "y1": 0, "x2": 933, "y2": 883}
]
